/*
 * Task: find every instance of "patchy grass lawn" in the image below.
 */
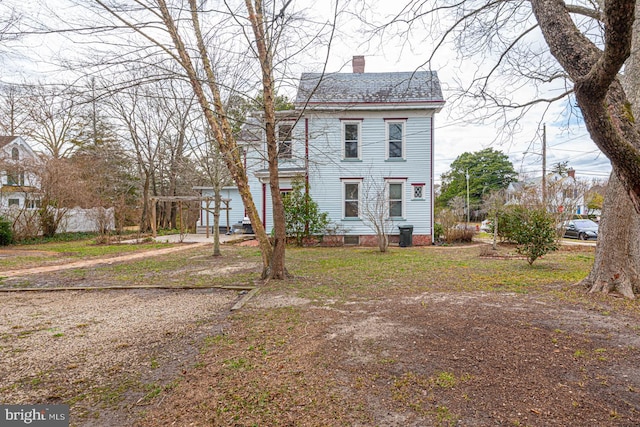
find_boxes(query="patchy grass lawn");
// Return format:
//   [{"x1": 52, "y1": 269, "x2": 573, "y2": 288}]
[
  {"x1": 0, "y1": 239, "x2": 176, "y2": 271},
  {"x1": 282, "y1": 244, "x2": 596, "y2": 301}
]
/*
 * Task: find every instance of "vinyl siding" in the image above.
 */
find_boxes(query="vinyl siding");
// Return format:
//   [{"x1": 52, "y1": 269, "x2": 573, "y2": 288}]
[{"x1": 247, "y1": 110, "x2": 434, "y2": 236}]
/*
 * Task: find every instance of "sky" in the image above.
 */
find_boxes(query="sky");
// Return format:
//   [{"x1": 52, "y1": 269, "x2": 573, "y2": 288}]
[
  {"x1": 1, "y1": 0, "x2": 613, "y2": 185},
  {"x1": 296, "y1": 0, "x2": 611, "y2": 183},
  {"x1": 305, "y1": 1, "x2": 613, "y2": 186}
]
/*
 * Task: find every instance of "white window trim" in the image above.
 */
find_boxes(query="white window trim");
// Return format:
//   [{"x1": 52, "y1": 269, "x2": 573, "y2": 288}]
[
  {"x1": 342, "y1": 179, "x2": 362, "y2": 219},
  {"x1": 412, "y1": 184, "x2": 426, "y2": 200},
  {"x1": 385, "y1": 120, "x2": 406, "y2": 160},
  {"x1": 386, "y1": 179, "x2": 405, "y2": 219},
  {"x1": 342, "y1": 121, "x2": 361, "y2": 160}
]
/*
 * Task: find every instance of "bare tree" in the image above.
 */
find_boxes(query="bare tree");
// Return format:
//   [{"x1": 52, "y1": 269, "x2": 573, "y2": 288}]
[
  {"x1": 0, "y1": 84, "x2": 30, "y2": 135},
  {"x1": 360, "y1": 177, "x2": 399, "y2": 252},
  {"x1": 80, "y1": 0, "x2": 337, "y2": 279},
  {"x1": 22, "y1": 83, "x2": 87, "y2": 158},
  {"x1": 37, "y1": 157, "x2": 91, "y2": 237},
  {"x1": 80, "y1": 1, "x2": 277, "y2": 277},
  {"x1": 154, "y1": 81, "x2": 199, "y2": 230},
  {"x1": 190, "y1": 123, "x2": 234, "y2": 257},
  {"x1": 0, "y1": 3, "x2": 23, "y2": 77},
  {"x1": 109, "y1": 82, "x2": 170, "y2": 232},
  {"x1": 243, "y1": 0, "x2": 289, "y2": 278}
]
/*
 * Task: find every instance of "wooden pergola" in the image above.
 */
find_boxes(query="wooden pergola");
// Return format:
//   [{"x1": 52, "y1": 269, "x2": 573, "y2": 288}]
[{"x1": 149, "y1": 196, "x2": 232, "y2": 238}]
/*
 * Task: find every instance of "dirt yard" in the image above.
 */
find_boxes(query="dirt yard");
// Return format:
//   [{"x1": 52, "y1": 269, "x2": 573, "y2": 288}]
[{"x1": 1, "y1": 242, "x2": 639, "y2": 426}]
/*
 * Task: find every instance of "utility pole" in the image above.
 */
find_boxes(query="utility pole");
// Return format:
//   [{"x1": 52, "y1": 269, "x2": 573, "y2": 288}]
[
  {"x1": 542, "y1": 124, "x2": 547, "y2": 205},
  {"x1": 466, "y1": 169, "x2": 470, "y2": 225},
  {"x1": 91, "y1": 77, "x2": 98, "y2": 146}
]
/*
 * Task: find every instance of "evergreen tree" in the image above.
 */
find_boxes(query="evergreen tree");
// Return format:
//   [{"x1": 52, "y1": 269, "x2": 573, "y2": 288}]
[{"x1": 438, "y1": 148, "x2": 517, "y2": 212}]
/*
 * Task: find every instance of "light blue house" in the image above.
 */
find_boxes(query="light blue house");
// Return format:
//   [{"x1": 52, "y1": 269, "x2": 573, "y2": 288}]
[{"x1": 197, "y1": 57, "x2": 444, "y2": 245}]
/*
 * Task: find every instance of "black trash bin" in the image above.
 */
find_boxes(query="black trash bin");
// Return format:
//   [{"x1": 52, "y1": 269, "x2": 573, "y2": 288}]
[{"x1": 398, "y1": 225, "x2": 413, "y2": 247}]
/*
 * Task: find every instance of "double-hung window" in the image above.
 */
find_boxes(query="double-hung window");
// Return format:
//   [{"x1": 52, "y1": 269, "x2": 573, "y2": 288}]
[
  {"x1": 6, "y1": 171, "x2": 23, "y2": 186},
  {"x1": 386, "y1": 120, "x2": 405, "y2": 159},
  {"x1": 343, "y1": 180, "x2": 361, "y2": 219},
  {"x1": 278, "y1": 123, "x2": 293, "y2": 159},
  {"x1": 343, "y1": 121, "x2": 360, "y2": 159},
  {"x1": 387, "y1": 180, "x2": 405, "y2": 218}
]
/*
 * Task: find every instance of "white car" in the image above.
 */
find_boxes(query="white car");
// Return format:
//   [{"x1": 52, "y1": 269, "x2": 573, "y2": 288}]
[{"x1": 480, "y1": 219, "x2": 492, "y2": 232}]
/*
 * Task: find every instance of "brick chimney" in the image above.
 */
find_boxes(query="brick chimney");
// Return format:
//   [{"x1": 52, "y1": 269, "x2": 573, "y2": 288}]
[
  {"x1": 352, "y1": 55, "x2": 365, "y2": 73},
  {"x1": 567, "y1": 168, "x2": 575, "y2": 179}
]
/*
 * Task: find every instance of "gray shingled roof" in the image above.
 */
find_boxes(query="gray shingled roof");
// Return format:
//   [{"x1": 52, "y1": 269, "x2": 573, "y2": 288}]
[
  {"x1": 295, "y1": 71, "x2": 444, "y2": 105},
  {"x1": 0, "y1": 136, "x2": 18, "y2": 148}
]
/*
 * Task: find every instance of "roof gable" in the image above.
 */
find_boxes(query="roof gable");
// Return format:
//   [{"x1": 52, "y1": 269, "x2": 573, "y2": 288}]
[
  {"x1": 295, "y1": 71, "x2": 444, "y2": 106},
  {"x1": 0, "y1": 136, "x2": 37, "y2": 159}
]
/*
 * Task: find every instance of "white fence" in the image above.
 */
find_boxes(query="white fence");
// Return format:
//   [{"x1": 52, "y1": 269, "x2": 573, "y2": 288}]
[
  {"x1": 59, "y1": 207, "x2": 115, "y2": 233},
  {"x1": 1, "y1": 206, "x2": 115, "y2": 236}
]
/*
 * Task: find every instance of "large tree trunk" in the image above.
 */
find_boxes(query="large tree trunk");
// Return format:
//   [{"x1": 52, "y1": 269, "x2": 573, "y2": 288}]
[
  {"x1": 156, "y1": 0, "x2": 273, "y2": 275},
  {"x1": 140, "y1": 171, "x2": 151, "y2": 233},
  {"x1": 581, "y1": 174, "x2": 640, "y2": 298},
  {"x1": 213, "y1": 191, "x2": 221, "y2": 257},
  {"x1": 580, "y1": 0, "x2": 640, "y2": 299},
  {"x1": 246, "y1": 0, "x2": 288, "y2": 280}
]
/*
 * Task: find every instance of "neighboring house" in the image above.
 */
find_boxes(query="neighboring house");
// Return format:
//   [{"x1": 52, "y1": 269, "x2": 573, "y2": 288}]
[
  {"x1": 0, "y1": 136, "x2": 40, "y2": 212},
  {"x1": 197, "y1": 56, "x2": 445, "y2": 245},
  {"x1": 506, "y1": 168, "x2": 588, "y2": 215}
]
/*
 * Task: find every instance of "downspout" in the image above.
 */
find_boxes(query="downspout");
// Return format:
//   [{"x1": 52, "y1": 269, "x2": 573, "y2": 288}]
[
  {"x1": 430, "y1": 115, "x2": 434, "y2": 244},
  {"x1": 305, "y1": 117, "x2": 310, "y2": 191},
  {"x1": 305, "y1": 117, "x2": 310, "y2": 235},
  {"x1": 262, "y1": 183, "x2": 267, "y2": 230}
]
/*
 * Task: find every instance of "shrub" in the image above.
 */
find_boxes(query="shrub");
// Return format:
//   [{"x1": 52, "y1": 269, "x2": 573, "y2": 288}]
[
  {"x1": 433, "y1": 222, "x2": 444, "y2": 242},
  {"x1": 444, "y1": 226, "x2": 475, "y2": 243},
  {"x1": 0, "y1": 216, "x2": 13, "y2": 246},
  {"x1": 283, "y1": 179, "x2": 330, "y2": 246},
  {"x1": 497, "y1": 206, "x2": 558, "y2": 264},
  {"x1": 494, "y1": 207, "x2": 523, "y2": 242},
  {"x1": 435, "y1": 209, "x2": 475, "y2": 244}
]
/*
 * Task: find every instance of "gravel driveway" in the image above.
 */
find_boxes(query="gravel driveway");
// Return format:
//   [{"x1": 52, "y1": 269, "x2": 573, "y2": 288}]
[{"x1": 0, "y1": 287, "x2": 238, "y2": 426}]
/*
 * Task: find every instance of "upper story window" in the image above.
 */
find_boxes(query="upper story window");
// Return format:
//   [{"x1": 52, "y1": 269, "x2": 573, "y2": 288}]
[
  {"x1": 278, "y1": 123, "x2": 293, "y2": 159},
  {"x1": 11, "y1": 147, "x2": 19, "y2": 160},
  {"x1": 386, "y1": 121, "x2": 405, "y2": 159},
  {"x1": 343, "y1": 121, "x2": 360, "y2": 159},
  {"x1": 6, "y1": 171, "x2": 24, "y2": 186}
]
